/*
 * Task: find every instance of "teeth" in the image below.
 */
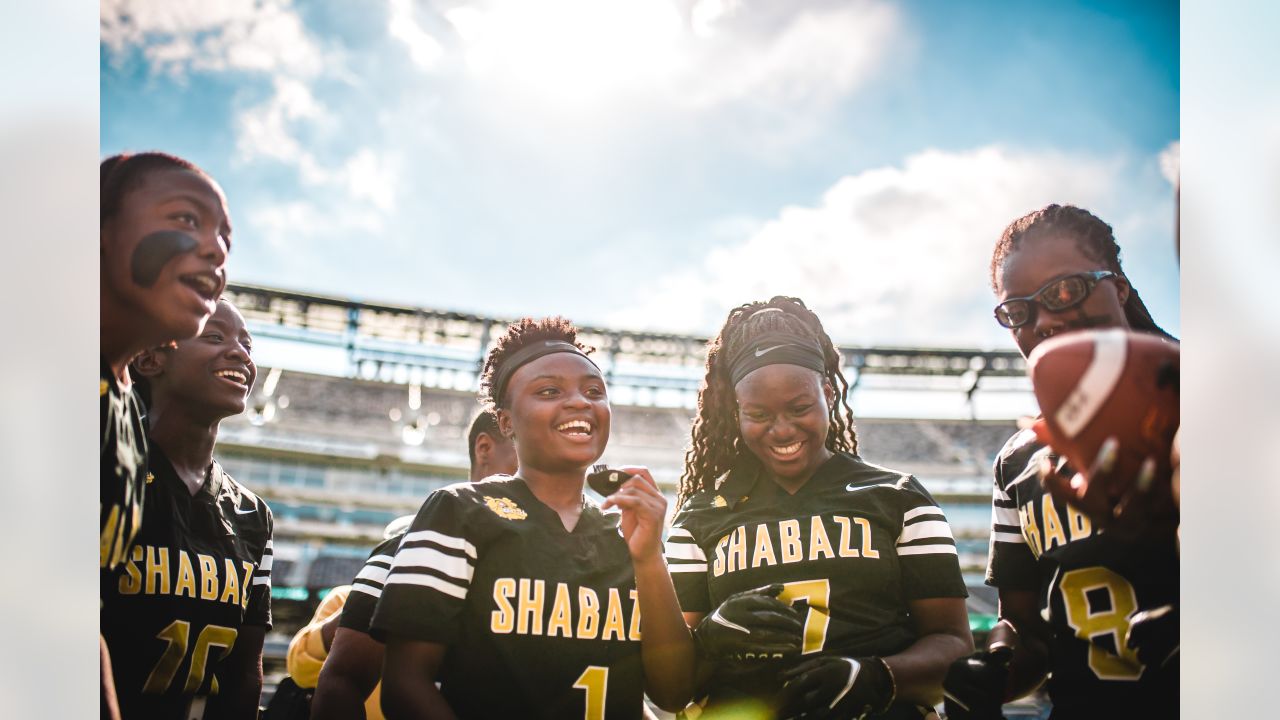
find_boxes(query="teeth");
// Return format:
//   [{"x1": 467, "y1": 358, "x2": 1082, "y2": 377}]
[
  {"x1": 556, "y1": 420, "x2": 591, "y2": 433},
  {"x1": 186, "y1": 274, "x2": 218, "y2": 295},
  {"x1": 215, "y1": 369, "x2": 247, "y2": 384},
  {"x1": 774, "y1": 441, "x2": 803, "y2": 456}
]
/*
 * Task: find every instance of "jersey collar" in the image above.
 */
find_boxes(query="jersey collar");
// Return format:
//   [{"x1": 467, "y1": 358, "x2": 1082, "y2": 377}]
[{"x1": 717, "y1": 451, "x2": 857, "y2": 509}]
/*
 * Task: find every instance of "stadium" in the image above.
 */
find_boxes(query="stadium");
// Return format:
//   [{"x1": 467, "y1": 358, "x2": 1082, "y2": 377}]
[{"x1": 214, "y1": 283, "x2": 1050, "y2": 715}]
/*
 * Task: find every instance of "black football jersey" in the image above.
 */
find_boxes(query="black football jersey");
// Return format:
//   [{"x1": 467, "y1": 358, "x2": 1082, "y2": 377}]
[
  {"x1": 101, "y1": 357, "x2": 147, "y2": 578},
  {"x1": 339, "y1": 532, "x2": 404, "y2": 635},
  {"x1": 102, "y1": 446, "x2": 274, "y2": 719},
  {"x1": 665, "y1": 452, "x2": 967, "y2": 718},
  {"x1": 370, "y1": 476, "x2": 645, "y2": 720},
  {"x1": 985, "y1": 429, "x2": 1179, "y2": 719}
]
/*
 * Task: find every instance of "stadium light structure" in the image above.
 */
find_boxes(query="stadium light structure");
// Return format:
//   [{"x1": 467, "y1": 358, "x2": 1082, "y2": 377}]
[{"x1": 225, "y1": 283, "x2": 1028, "y2": 405}]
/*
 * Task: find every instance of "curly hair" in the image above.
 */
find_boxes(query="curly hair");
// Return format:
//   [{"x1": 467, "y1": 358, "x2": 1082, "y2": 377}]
[
  {"x1": 990, "y1": 204, "x2": 1172, "y2": 339},
  {"x1": 677, "y1": 296, "x2": 858, "y2": 508},
  {"x1": 479, "y1": 316, "x2": 594, "y2": 410}
]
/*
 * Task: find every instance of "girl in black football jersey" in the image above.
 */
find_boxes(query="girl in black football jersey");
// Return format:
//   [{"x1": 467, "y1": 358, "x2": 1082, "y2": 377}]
[
  {"x1": 373, "y1": 317, "x2": 694, "y2": 718},
  {"x1": 666, "y1": 296, "x2": 972, "y2": 719},
  {"x1": 942, "y1": 204, "x2": 1178, "y2": 720},
  {"x1": 100, "y1": 151, "x2": 232, "y2": 719},
  {"x1": 102, "y1": 299, "x2": 273, "y2": 719}
]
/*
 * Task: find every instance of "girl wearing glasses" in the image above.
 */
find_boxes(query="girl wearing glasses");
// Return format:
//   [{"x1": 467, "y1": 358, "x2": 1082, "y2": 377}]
[
  {"x1": 942, "y1": 205, "x2": 1179, "y2": 720},
  {"x1": 666, "y1": 297, "x2": 972, "y2": 719}
]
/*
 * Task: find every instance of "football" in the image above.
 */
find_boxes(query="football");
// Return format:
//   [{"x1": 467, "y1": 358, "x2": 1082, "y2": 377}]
[{"x1": 1027, "y1": 328, "x2": 1180, "y2": 498}]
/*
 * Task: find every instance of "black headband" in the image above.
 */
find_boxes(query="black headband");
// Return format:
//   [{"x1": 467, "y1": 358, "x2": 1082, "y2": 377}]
[
  {"x1": 493, "y1": 340, "x2": 598, "y2": 406},
  {"x1": 726, "y1": 332, "x2": 827, "y2": 386}
]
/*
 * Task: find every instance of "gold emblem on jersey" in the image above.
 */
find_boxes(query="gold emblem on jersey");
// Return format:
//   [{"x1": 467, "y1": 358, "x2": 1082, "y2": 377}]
[
  {"x1": 484, "y1": 496, "x2": 528, "y2": 520},
  {"x1": 146, "y1": 472, "x2": 155, "y2": 485},
  {"x1": 100, "y1": 379, "x2": 109, "y2": 397},
  {"x1": 712, "y1": 495, "x2": 727, "y2": 508}
]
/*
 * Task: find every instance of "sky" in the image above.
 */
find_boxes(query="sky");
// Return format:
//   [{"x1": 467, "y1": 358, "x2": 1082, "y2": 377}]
[{"x1": 100, "y1": 0, "x2": 1180, "y2": 352}]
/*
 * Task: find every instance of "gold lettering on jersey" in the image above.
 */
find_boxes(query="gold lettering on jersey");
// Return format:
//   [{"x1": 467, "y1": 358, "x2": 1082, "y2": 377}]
[
  {"x1": 832, "y1": 516, "x2": 861, "y2": 558},
  {"x1": 240, "y1": 561, "x2": 255, "y2": 608},
  {"x1": 220, "y1": 558, "x2": 241, "y2": 605},
  {"x1": 111, "y1": 545, "x2": 259, "y2": 608},
  {"x1": 175, "y1": 551, "x2": 197, "y2": 598},
  {"x1": 712, "y1": 535, "x2": 729, "y2": 577},
  {"x1": 119, "y1": 544, "x2": 143, "y2": 595},
  {"x1": 100, "y1": 505, "x2": 121, "y2": 569},
  {"x1": 578, "y1": 587, "x2": 600, "y2": 639},
  {"x1": 710, "y1": 516, "x2": 883, "y2": 578},
  {"x1": 726, "y1": 526, "x2": 747, "y2": 575},
  {"x1": 517, "y1": 579, "x2": 545, "y2": 635},
  {"x1": 489, "y1": 580, "x2": 639, "y2": 641},
  {"x1": 779, "y1": 520, "x2": 803, "y2": 563},
  {"x1": 491, "y1": 578, "x2": 516, "y2": 632},
  {"x1": 602, "y1": 588, "x2": 627, "y2": 641},
  {"x1": 1066, "y1": 503, "x2": 1092, "y2": 541},
  {"x1": 853, "y1": 517, "x2": 879, "y2": 559},
  {"x1": 1041, "y1": 495, "x2": 1067, "y2": 551},
  {"x1": 547, "y1": 582, "x2": 573, "y2": 637},
  {"x1": 146, "y1": 546, "x2": 170, "y2": 596},
  {"x1": 809, "y1": 516, "x2": 835, "y2": 560},
  {"x1": 198, "y1": 554, "x2": 219, "y2": 600},
  {"x1": 491, "y1": 576, "x2": 517, "y2": 627},
  {"x1": 1019, "y1": 504, "x2": 1043, "y2": 558},
  {"x1": 628, "y1": 589, "x2": 642, "y2": 641},
  {"x1": 751, "y1": 524, "x2": 778, "y2": 567}
]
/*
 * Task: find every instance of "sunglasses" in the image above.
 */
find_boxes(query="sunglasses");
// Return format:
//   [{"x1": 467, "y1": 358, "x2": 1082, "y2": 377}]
[{"x1": 994, "y1": 270, "x2": 1118, "y2": 329}]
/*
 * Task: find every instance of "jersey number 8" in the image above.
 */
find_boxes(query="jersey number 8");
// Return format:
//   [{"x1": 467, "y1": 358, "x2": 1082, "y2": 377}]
[{"x1": 1058, "y1": 567, "x2": 1143, "y2": 681}]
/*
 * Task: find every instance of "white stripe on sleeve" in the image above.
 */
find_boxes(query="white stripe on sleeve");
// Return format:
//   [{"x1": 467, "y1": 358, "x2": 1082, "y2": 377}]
[
  {"x1": 897, "y1": 520, "x2": 955, "y2": 545},
  {"x1": 903, "y1": 506, "x2": 945, "y2": 522},
  {"x1": 392, "y1": 547, "x2": 474, "y2": 584},
  {"x1": 384, "y1": 572, "x2": 468, "y2": 599},
  {"x1": 897, "y1": 544, "x2": 959, "y2": 557},
  {"x1": 401, "y1": 529, "x2": 477, "y2": 559}
]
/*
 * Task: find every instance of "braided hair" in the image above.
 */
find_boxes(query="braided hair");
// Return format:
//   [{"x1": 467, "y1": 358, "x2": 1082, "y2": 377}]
[
  {"x1": 677, "y1": 296, "x2": 858, "y2": 508},
  {"x1": 478, "y1": 317, "x2": 594, "y2": 410},
  {"x1": 990, "y1": 204, "x2": 1173, "y2": 339}
]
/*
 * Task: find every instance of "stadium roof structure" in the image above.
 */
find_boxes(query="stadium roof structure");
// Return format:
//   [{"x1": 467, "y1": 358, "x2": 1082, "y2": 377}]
[{"x1": 226, "y1": 283, "x2": 1029, "y2": 404}]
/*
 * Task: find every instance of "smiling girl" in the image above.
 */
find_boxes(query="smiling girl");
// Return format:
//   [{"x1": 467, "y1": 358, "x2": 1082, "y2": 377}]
[
  {"x1": 665, "y1": 297, "x2": 972, "y2": 719},
  {"x1": 371, "y1": 317, "x2": 693, "y2": 719},
  {"x1": 102, "y1": 300, "x2": 273, "y2": 719}
]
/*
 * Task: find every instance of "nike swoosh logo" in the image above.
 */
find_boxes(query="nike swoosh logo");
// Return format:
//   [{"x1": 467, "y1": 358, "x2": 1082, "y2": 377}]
[
  {"x1": 754, "y1": 344, "x2": 790, "y2": 357},
  {"x1": 845, "y1": 481, "x2": 902, "y2": 493},
  {"x1": 234, "y1": 505, "x2": 258, "y2": 514}
]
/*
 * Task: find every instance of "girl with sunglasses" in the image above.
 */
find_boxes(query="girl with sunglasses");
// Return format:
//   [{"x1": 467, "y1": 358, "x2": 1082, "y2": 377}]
[
  {"x1": 665, "y1": 297, "x2": 972, "y2": 719},
  {"x1": 371, "y1": 317, "x2": 694, "y2": 718},
  {"x1": 942, "y1": 205, "x2": 1179, "y2": 720}
]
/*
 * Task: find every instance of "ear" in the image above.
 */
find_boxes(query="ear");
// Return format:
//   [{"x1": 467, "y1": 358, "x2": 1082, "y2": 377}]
[
  {"x1": 132, "y1": 347, "x2": 169, "y2": 379},
  {"x1": 473, "y1": 432, "x2": 494, "y2": 461},
  {"x1": 1114, "y1": 275, "x2": 1131, "y2": 306},
  {"x1": 823, "y1": 379, "x2": 836, "y2": 409},
  {"x1": 496, "y1": 408, "x2": 514, "y2": 439}
]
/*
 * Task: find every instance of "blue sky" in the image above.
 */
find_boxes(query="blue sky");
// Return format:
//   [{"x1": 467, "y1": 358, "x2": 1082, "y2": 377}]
[{"x1": 101, "y1": 0, "x2": 1179, "y2": 351}]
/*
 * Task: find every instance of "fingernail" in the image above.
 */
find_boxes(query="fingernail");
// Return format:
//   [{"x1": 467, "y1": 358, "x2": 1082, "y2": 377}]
[
  {"x1": 1136, "y1": 457, "x2": 1156, "y2": 492},
  {"x1": 1098, "y1": 437, "x2": 1119, "y2": 473}
]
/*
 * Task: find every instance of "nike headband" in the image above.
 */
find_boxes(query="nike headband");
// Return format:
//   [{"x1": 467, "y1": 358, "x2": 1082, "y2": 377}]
[
  {"x1": 493, "y1": 340, "x2": 599, "y2": 407},
  {"x1": 727, "y1": 332, "x2": 827, "y2": 386}
]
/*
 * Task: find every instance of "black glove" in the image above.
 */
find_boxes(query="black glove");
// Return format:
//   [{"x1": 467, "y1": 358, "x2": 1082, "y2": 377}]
[
  {"x1": 1126, "y1": 604, "x2": 1178, "y2": 670},
  {"x1": 775, "y1": 655, "x2": 894, "y2": 720},
  {"x1": 942, "y1": 646, "x2": 1011, "y2": 720},
  {"x1": 693, "y1": 584, "x2": 804, "y2": 661}
]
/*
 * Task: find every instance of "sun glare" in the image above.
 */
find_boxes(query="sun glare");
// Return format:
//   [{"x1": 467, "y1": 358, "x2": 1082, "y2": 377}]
[{"x1": 447, "y1": 0, "x2": 685, "y2": 106}]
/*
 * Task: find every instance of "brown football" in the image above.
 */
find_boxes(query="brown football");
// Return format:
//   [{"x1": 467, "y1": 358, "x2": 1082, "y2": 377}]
[{"x1": 1027, "y1": 329, "x2": 1179, "y2": 499}]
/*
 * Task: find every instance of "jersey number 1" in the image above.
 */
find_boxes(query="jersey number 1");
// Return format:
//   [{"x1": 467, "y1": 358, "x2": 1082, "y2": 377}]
[
  {"x1": 573, "y1": 665, "x2": 608, "y2": 720},
  {"x1": 144, "y1": 620, "x2": 239, "y2": 694}
]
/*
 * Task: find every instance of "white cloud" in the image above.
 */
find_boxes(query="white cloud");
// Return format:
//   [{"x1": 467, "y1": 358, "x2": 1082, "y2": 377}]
[
  {"x1": 608, "y1": 145, "x2": 1155, "y2": 346},
  {"x1": 389, "y1": 0, "x2": 445, "y2": 71},
  {"x1": 100, "y1": 0, "x2": 322, "y2": 77},
  {"x1": 1159, "y1": 140, "x2": 1179, "y2": 187},
  {"x1": 343, "y1": 149, "x2": 399, "y2": 212},
  {"x1": 248, "y1": 199, "x2": 385, "y2": 252}
]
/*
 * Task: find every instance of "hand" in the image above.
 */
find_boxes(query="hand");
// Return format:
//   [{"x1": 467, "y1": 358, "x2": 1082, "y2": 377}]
[
  {"x1": 1039, "y1": 439, "x2": 1176, "y2": 539},
  {"x1": 693, "y1": 584, "x2": 804, "y2": 661},
  {"x1": 599, "y1": 466, "x2": 667, "y2": 561},
  {"x1": 942, "y1": 646, "x2": 1011, "y2": 720},
  {"x1": 775, "y1": 655, "x2": 893, "y2": 720},
  {"x1": 1125, "y1": 604, "x2": 1178, "y2": 670}
]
